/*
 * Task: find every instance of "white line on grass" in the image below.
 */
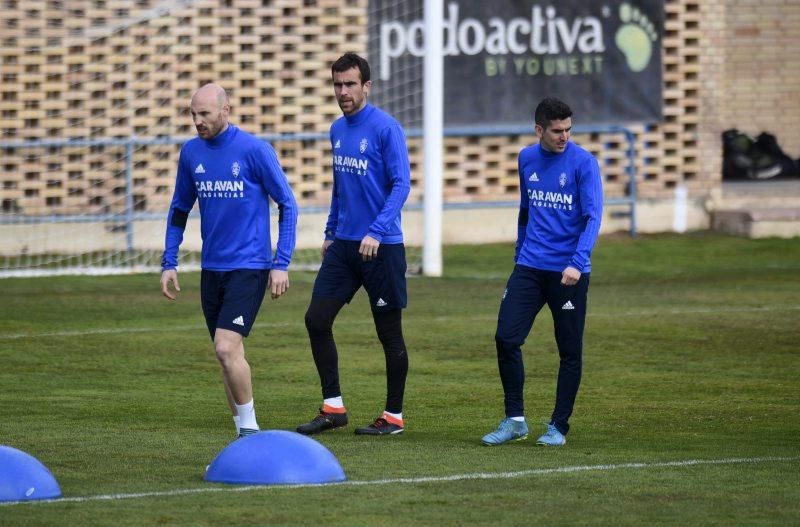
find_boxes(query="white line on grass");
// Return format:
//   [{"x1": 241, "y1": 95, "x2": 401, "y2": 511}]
[
  {"x1": 2, "y1": 305, "x2": 799, "y2": 340},
  {"x1": 1, "y1": 456, "x2": 797, "y2": 507},
  {"x1": 0, "y1": 323, "x2": 289, "y2": 340}
]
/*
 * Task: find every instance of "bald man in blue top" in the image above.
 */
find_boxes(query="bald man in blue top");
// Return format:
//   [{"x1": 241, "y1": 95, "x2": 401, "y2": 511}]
[
  {"x1": 160, "y1": 83, "x2": 297, "y2": 439},
  {"x1": 297, "y1": 53, "x2": 411, "y2": 437},
  {"x1": 482, "y1": 97, "x2": 603, "y2": 447}
]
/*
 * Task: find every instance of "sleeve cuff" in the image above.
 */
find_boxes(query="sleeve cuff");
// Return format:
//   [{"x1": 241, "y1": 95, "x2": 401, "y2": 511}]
[{"x1": 569, "y1": 258, "x2": 585, "y2": 272}]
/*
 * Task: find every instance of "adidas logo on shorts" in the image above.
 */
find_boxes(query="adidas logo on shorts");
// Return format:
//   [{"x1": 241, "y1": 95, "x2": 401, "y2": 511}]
[
  {"x1": 376, "y1": 298, "x2": 387, "y2": 307},
  {"x1": 561, "y1": 301, "x2": 575, "y2": 310},
  {"x1": 232, "y1": 316, "x2": 245, "y2": 326}
]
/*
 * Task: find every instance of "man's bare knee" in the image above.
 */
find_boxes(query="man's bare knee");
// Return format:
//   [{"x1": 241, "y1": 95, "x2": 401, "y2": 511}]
[{"x1": 214, "y1": 329, "x2": 244, "y2": 366}]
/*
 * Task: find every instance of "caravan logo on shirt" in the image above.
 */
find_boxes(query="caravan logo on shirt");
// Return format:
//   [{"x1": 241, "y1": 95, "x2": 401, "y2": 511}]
[
  {"x1": 526, "y1": 170, "x2": 573, "y2": 211},
  {"x1": 332, "y1": 137, "x2": 369, "y2": 176},
  {"x1": 195, "y1": 179, "x2": 245, "y2": 198},
  {"x1": 527, "y1": 188, "x2": 573, "y2": 210},
  {"x1": 333, "y1": 154, "x2": 369, "y2": 176},
  {"x1": 194, "y1": 162, "x2": 245, "y2": 199}
]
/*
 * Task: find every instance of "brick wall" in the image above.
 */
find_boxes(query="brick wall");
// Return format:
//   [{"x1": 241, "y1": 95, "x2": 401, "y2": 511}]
[
  {"x1": 0, "y1": 0, "x2": 797, "y2": 217},
  {"x1": 719, "y1": 0, "x2": 800, "y2": 157}
]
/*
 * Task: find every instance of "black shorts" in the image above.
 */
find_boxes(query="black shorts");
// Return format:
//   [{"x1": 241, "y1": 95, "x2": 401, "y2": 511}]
[
  {"x1": 200, "y1": 269, "x2": 269, "y2": 339},
  {"x1": 312, "y1": 239, "x2": 407, "y2": 311}
]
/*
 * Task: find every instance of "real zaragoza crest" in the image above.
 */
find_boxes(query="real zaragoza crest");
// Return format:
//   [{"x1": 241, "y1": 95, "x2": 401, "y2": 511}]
[
  {"x1": 559, "y1": 172, "x2": 567, "y2": 188},
  {"x1": 231, "y1": 161, "x2": 241, "y2": 178},
  {"x1": 359, "y1": 138, "x2": 368, "y2": 154}
]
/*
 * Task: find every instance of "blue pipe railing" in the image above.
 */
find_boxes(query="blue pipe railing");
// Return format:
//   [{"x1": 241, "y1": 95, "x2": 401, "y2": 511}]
[{"x1": 0, "y1": 126, "x2": 637, "y2": 247}]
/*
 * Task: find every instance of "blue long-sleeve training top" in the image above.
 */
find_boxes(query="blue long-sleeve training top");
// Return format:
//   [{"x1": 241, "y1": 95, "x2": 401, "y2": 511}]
[
  {"x1": 161, "y1": 125, "x2": 297, "y2": 271},
  {"x1": 325, "y1": 104, "x2": 411, "y2": 244},
  {"x1": 515, "y1": 141, "x2": 603, "y2": 273}
]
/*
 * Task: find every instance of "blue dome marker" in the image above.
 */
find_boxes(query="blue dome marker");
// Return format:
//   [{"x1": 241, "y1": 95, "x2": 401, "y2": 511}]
[
  {"x1": 0, "y1": 445, "x2": 62, "y2": 502},
  {"x1": 204, "y1": 430, "x2": 346, "y2": 486}
]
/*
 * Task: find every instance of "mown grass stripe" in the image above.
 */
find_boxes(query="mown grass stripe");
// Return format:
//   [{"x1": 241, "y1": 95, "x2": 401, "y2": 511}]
[
  {"x1": 2, "y1": 456, "x2": 797, "y2": 507},
  {"x1": 2, "y1": 304, "x2": 798, "y2": 340}
]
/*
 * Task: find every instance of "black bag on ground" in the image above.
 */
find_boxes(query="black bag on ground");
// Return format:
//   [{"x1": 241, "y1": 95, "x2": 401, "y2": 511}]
[
  {"x1": 722, "y1": 129, "x2": 799, "y2": 180},
  {"x1": 755, "y1": 132, "x2": 799, "y2": 178}
]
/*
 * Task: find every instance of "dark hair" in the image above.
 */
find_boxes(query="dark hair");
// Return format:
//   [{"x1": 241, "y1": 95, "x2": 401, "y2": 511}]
[
  {"x1": 331, "y1": 52, "x2": 371, "y2": 83},
  {"x1": 534, "y1": 97, "x2": 573, "y2": 130}
]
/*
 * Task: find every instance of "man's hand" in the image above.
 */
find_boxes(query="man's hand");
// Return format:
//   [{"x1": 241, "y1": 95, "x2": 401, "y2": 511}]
[
  {"x1": 161, "y1": 269, "x2": 181, "y2": 300},
  {"x1": 359, "y1": 235, "x2": 380, "y2": 261},
  {"x1": 561, "y1": 266, "x2": 581, "y2": 286},
  {"x1": 269, "y1": 269, "x2": 289, "y2": 299},
  {"x1": 320, "y1": 239, "x2": 334, "y2": 260}
]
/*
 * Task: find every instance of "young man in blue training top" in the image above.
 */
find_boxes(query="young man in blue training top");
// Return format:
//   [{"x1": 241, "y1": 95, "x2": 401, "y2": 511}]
[
  {"x1": 482, "y1": 97, "x2": 603, "y2": 447},
  {"x1": 296, "y1": 53, "x2": 412, "y2": 436},
  {"x1": 160, "y1": 83, "x2": 297, "y2": 438}
]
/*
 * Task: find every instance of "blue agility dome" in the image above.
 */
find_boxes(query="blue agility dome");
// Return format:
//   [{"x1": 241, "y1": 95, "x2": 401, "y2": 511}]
[
  {"x1": 0, "y1": 445, "x2": 62, "y2": 502},
  {"x1": 204, "y1": 430, "x2": 346, "y2": 486}
]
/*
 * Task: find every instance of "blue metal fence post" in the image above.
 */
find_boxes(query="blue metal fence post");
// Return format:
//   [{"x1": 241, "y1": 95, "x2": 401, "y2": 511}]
[
  {"x1": 125, "y1": 140, "x2": 135, "y2": 258},
  {"x1": 624, "y1": 129, "x2": 638, "y2": 237}
]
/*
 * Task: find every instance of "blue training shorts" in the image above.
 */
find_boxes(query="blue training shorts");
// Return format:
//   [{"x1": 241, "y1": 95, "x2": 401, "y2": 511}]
[
  {"x1": 200, "y1": 269, "x2": 269, "y2": 339},
  {"x1": 312, "y1": 239, "x2": 407, "y2": 311}
]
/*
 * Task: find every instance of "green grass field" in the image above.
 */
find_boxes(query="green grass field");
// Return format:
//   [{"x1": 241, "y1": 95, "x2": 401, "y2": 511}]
[{"x1": 1, "y1": 232, "x2": 798, "y2": 526}]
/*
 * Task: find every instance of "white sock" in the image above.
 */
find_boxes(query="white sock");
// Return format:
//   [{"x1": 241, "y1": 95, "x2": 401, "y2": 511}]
[
  {"x1": 323, "y1": 396, "x2": 344, "y2": 409},
  {"x1": 233, "y1": 415, "x2": 241, "y2": 433},
  {"x1": 234, "y1": 400, "x2": 259, "y2": 430},
  {"x1": 510, "y1": 416, "x2": 525, "y2": 422}
]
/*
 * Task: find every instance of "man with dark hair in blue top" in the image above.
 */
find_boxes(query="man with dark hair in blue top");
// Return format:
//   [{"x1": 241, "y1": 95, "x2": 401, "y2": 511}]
[
  {"x1": 160, "y1": 83, "x2": 297, "y2": 439},
  {"x1": 296, "y1": 53, "x2": 411, "y2": 436},
  {"x1": 482, "y1": 97, "x2": 603, "y2": 447}
]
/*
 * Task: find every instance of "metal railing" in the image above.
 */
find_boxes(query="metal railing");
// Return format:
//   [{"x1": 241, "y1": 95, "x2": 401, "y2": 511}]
[
  {"x1": 0, "y1": 125, "x2": 637, "y2": 256},
  {"x1": 430, "y1": 124, "x2": 638, "y2": 236}
]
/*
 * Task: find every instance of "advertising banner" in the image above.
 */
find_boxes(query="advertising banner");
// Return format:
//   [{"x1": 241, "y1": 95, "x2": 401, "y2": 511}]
[{"x1": 368, "y1": 1, "x2": 664, "y2": 128}]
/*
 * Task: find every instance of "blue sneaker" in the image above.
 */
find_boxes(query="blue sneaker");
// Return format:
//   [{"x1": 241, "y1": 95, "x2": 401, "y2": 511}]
[
  {"x1": 481, "y1": 418, "x2": 528, "y2": 446},
  {"x1": 536, "y1": 423, "x2": 566, "y2": 446}
]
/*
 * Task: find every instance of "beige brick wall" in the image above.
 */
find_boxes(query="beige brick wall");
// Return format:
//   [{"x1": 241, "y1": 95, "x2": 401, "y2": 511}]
[
  {"x1": 0, "y1": 0, "x2": 797, "y2": 218},
  {"x1": 719, "y1": 0, "x2": 800, "y2": 156}
]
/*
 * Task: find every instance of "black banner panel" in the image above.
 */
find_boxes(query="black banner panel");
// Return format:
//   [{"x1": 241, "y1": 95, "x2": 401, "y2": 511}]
[{"x1": 368, "y1": 1, "x2": 664, "y2": 128}]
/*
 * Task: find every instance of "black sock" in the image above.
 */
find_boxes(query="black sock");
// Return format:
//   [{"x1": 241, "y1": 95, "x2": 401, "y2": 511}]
[{"x1": 373, "y1": 309, "x2": 408, "y2": 414}]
